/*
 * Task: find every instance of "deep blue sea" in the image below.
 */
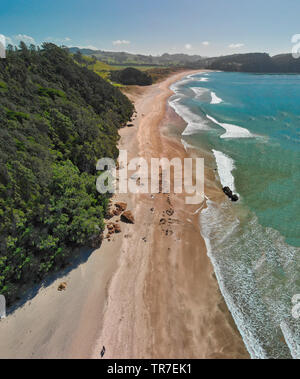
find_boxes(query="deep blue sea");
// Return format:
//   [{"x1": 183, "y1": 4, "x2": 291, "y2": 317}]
[{"x1": 169, "y1": 72, "x2": 300, "y2": 359}]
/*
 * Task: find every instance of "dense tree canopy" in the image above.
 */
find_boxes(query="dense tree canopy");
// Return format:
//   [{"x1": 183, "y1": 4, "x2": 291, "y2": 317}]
[
  {"x1": 0, "y1": 43, "x2": 133, "y2": 304},
  {"x1": 110, "y1": 67, "x2": 152, "y2": 86}
]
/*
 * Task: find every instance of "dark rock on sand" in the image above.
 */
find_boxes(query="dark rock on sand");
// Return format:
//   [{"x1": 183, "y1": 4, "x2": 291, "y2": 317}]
[
  {"x1": 107, "y1": 223, "x2": 115, "y2": 231},
  {"x1": 107, "y1": 222, "x2": 122, "y2": 234},
  {"x1": 231, "y1": 194, "x2": 239, "y2": 202},
  {"x1": 111, "y1": 202, "x2": 128, "y2": 217},
  {"x1": 115, "y1": 202, "x2": 127, "y2": 212},
  {"x1": 114, "y1": 223, "x2": 121, "y2": 233},
  {"x1": 223, "y1": 187, "x2": 239, "y2": 202},
  {"x1": 105, "y1": 210, "x2": 114, "y2": 220},
  {"x1": 113, "y1": 208, "x2": 122, "y2": 216},
  {"x1": 223, "y1": 186, "x2": 233, "y2": 197},
  {"x1": 121, "y1": 211, "x2": 135, "y2": 224},
  {"x1": 58, "y1": 282, "x2": 67, "y2": 291}
]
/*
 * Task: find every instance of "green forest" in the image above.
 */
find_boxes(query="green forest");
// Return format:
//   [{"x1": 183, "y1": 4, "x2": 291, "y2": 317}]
[
  {"x1": 0, "y1": 43, "x2": 133, "y2": 304},
  {"x1": 110, "y1": 67, "x2": 152, "y2": 86}
]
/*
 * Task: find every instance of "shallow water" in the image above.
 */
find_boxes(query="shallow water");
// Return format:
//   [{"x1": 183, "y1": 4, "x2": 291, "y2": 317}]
[{"x1": 169, "y1": 72, "x2": 300, "y2": 359}]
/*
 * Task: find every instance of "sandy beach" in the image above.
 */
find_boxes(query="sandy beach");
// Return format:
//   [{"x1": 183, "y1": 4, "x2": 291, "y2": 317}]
[{"x1": 0, "y1": 70, "x2": 249, "y2": 359}]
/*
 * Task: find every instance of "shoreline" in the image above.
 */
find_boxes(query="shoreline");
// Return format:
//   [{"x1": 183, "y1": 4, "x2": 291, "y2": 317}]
[
  {"x1": 0, "y1": 70, "x2": 249, "y2": 359},
  {"x1": 93, "y1": 70, "x2": 249, "y2": 359}
]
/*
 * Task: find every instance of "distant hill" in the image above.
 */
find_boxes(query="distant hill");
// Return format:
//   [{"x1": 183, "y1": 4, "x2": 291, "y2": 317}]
[
  {"x1": 271, "y1": 54, "x2": 300, "y2": 72},
  {"x1": 72, "y1": 50, "x2": 154, "y2": 86},
  {"x1": 70, "y1": 48, "x2": 300, "y2": 73},
  {"x1": 69, "y1": 47, "x2": 203, "y2": 67},
  {"x1": 71, "y1": 50, "x2": 180, "y2": 86},
  {"x1": 189, "y1": 53, "x2": 300, "y2": 73}
]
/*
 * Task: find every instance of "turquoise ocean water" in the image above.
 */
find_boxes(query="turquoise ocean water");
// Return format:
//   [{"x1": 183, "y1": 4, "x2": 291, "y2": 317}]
[{"x1": 169, "y1": 72, "x2": 300, "y2": 359}]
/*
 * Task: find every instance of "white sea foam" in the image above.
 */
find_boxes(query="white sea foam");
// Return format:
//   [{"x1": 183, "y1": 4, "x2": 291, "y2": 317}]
[
  {"x1": 200, "y1": 205, "x2": 268, "y2": 359},
  {"x1": 280, "y1": 322, "x2": 300, "y2": 360},
  {"x1": 206, "y1": 114, "x2": 253, "y2": 139},
  {"x1": 169, "y1": 96, "x2": 211, "y2": 135},
  {"x1": 200, "y1": 199, "x2": 299, "y2": 359},
  {"x1": 191, "y1": 87, "x2": 209, "y2": 99},
  {"x1": 170, "y1": 83, "x2": 181, "y2": 94},
  {"x1": 170, "y1": 72, "x2": 201, "y2": 93},
  {"x1": 186, "y1": 73, "x2": 198, "y2": 80},
  {"x1": 199, "y1": 77, "x2": 209, "y2": 82},
  {"x1": 212, "y1": 149, "x2": 237, "y2": 193},
  {"x1": 210, "y1": 91, "x2": 223, "y2": 104}
]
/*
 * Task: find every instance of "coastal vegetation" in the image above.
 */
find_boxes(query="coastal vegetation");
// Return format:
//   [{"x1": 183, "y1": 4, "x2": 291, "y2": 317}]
[
  {"x1": 110, "y1": 67, "x2": 152, "y2": 86},
  {"x1": 0, "y1": 43, "x2": 133, "y2": 304},
  {"x1": 73, "y1": 51, "x2": 157, "y2": 86},
  {"x1": 73, "y1": 51, "x2": 113, "y2": 81}
]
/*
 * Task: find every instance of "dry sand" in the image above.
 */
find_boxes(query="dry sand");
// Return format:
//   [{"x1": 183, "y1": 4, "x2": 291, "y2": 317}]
[{"x1": 0, "y1": 71, "x2": 249, "y2": 359}]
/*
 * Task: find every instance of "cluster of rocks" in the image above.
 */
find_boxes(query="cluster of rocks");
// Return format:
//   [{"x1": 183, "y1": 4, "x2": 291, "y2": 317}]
[
  {"x1": 106, "y1": 201, "x2": 127, "y2": 218},
  {"x1": 223, "y1": 187, "x2": 239, "y2": 202},
  {"x1": 105, "y1": 201, "x2": 135, "y2": 241},
  {"x1": 107, "y1": 222, "x2": 121, "y2": 237}
]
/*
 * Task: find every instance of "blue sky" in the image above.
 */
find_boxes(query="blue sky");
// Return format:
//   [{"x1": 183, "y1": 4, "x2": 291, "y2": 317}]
[{"x1": 0, "y1": 0, "x2": 299, "y2": 56}]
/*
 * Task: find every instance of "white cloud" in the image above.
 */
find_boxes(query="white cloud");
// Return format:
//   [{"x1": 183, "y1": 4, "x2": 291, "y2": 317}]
[
  {"x1": 64, "y1": 37, "x2": 71, "y2": 42},
  {"x1": 185, "y1": 43, "x2": 192, "y2": 50},
  {"x1": 14, "y1": 34, "x2": 36, "y2": 45},
  {"x1": 113, "y1": 40, "x2": 131, "y2": 46},
  {"x1": 202, "y1": 41, "x2": 210, "y2": 46},
  {"x1": 228, "y1": 43, "x2": 245, "y2": 49}
]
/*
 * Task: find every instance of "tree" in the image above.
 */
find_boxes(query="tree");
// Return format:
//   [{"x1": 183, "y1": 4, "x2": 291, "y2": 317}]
[{"x1": 0, "y1": 43, "x2": 133, "y2": 304}]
